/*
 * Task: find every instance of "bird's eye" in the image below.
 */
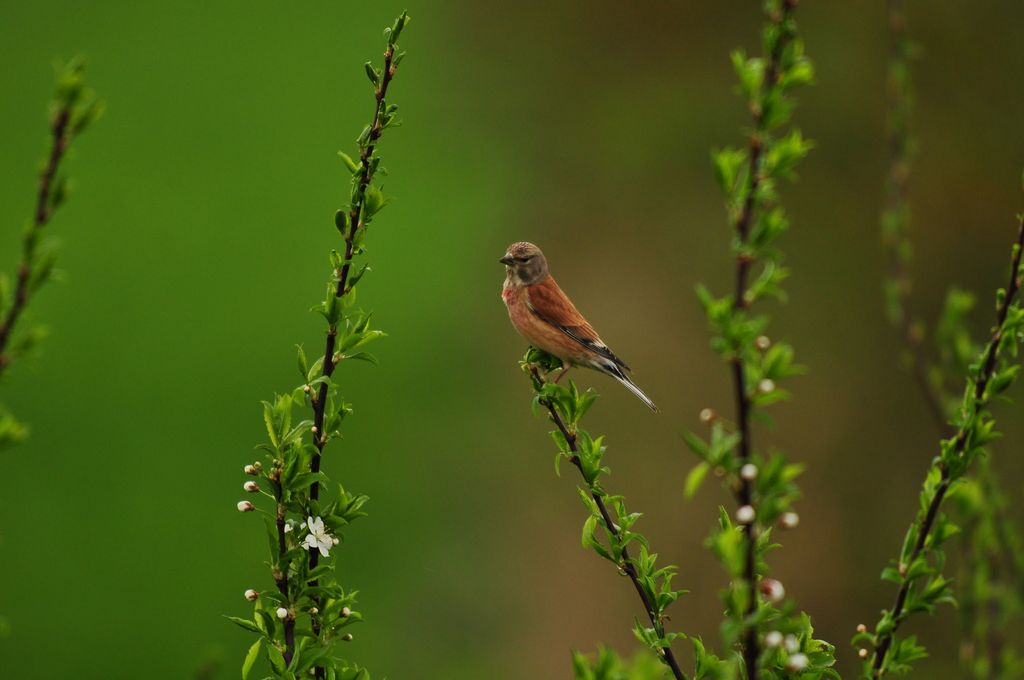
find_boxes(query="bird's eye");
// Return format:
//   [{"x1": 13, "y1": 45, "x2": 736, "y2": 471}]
[{"x1": 515, "y1": 256, "x2": 531, "y2": 264}]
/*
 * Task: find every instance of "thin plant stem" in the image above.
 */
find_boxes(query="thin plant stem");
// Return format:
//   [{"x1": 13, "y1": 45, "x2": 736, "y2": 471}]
[
  {"x1": 729, "y1": 2, "x2": 796, "y2": 675},
  {"x1": 0, "y1": 101, "x2": 72, "y2": 374},
  {"x1": 870, "y1": 215, "x2": 1024, "y2": 678},
  {"x1": 530, "y1": 366, "x2": 688, "y2": 680}
]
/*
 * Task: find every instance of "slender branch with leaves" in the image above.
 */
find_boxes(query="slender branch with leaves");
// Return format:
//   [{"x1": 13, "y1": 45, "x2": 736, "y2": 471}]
[
  {"x1": 872, "y1": 3, "x2": 1024, "y2": 677},
  {"x1": 522, "y1": 349, "x2": 689, "y2": 680},
  {"x1": 684, "y1": 1, "x2": 835, "y2": 678},
  {"x1": 0, "y1": 57, "x2": 102, "y2": 449},
  {"x1": 230, "y1": 13, "x2": 409, "y2": 680},
  {"x1": 859, "y1": 213, "x2": 1024, "y2": 678}
]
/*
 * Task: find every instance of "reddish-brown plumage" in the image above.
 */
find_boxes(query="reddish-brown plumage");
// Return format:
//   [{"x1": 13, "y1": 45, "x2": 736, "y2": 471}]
[
  {"x1": 500, "y1": 241, "x2": 657, "y2": 411},
  {"x1": 503, "y1": 275, "x2": 602, "y2": 365}
]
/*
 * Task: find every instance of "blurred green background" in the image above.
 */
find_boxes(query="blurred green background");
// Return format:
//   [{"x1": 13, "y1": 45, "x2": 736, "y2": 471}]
[{"x1": 1, "y1": 1, "x2": 1023, "y2": 678}]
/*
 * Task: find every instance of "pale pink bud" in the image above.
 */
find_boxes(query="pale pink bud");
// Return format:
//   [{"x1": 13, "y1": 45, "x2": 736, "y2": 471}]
[
  {"x1": 244, "y1": 589, "x2": 259, "y2": 601},
  {"x1": 755, "y1": 335, "x2": 771, "y2": 351},
  {"x1": 244, "y1": 464, "x2": 258, "y2": 475},
  {"x1": 740, "y1": 463, "x2": 758, "y2": 481},
  {"x1": 736, "y1": 505, "x2": 756, "y2": 525},
  {"x1": 784, "y1": 634, "x2": 799, "y2": 653},
  {"x1": 699, "y1": 408, "x2": 715, "y2": 423},
  {"x1": 757, "y1": 378, "x2": 775, "y2": 394},
  {"x1": 276, "y1": 607, "x2": 289, "y2": 620},
  {"x1": 760, "y1": 578, "x2": 785, "y2": 603},
  {"x1": 237, "y1": 500, "x2": 255, "y2": 512},
  {"x1": 243, "y1": 481, "x2": 259, "y2": 492},
  {"x1": 780, "y1": 511, "x2": 799, "y2": 529},
  {"x1": 764, "y1": 631, "x2": 783, "y2": 648},
  {"x1": 341, "y1": 606, "x2": 352, "y2": 618},
  {"x1": 786, "y1": 653, "x2": 808, "y2": 671},
  {"x1": 858, "y1": 648, "x2": 869, "y2": 659}
]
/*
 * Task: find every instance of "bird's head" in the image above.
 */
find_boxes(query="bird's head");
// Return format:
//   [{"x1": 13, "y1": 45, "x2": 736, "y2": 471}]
[{"x1": 500, "y1": 242, "x2": 549, "y2": 286}]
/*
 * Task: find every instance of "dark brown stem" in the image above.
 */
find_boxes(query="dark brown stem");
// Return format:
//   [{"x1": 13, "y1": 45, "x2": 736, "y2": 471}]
[
  {"x1": 729, "y1": 3, "x2": 796, "y2": 675},
  {"x1": 274, "y1": 498, "x2": 296, "y2": 664},
  {"x1": 0, "y1": 106, "x2": 72, "y2": 375},
  {"x1": 871, "y1": 216, "x2": 1024, "y2": 677},
  {"x1": 532, "y1": 369, "x2": 686, "y2": 680},
  {"x1": 304, "y1": 46, "x2": 400, "y2": 680}
]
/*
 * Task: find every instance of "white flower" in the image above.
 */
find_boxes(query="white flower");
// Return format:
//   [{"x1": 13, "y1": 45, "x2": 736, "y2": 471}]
[
  {"x1": 284, "y1": 520, "x2": 294, "y2": 533},
  {"x1": 302, "y1": 516, "x2": 334, "y2": 557}
]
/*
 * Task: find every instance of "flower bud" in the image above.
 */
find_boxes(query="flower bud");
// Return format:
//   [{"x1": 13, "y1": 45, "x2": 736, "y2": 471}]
[
  {"x1": 786, "y1": 653, "x2": 808, "y2": 671},
  {"x1": 699, "y1": 408, "x2": 715, "y2": 423},
  {"x1": 760, "y1": 578, "x2": 785, "y2": 603},
  {"x1": 237, "y1": 500, "x2": 255, "y2": 512},
  {"x1": 253, "y1": 461, "x2": 263, "y2": 472},
  {"x1": 244, "y1": 589, "x2": 259, "y2": 601},
  {"x1": 332, "y1": 537, "x2": 340, "y2": 545},
  {"x1": 757, "y1": 378, "x2": 775, "y2": 394},
  {"x1": 342, "y1": 633, "x2": 354, "y2": 642},
  {"x1": 244, "y1": 464, "x2": 258, "y2": 476},
  {"x1": 856, "y1": 623, "x2": 867, "y2": 633},
  {"x1": 740, "y1": 463, "x2": 758, "y2": 481},
  {"x1": 276, "y1": 607, "x2": 289, "y2": 620},
  {"x1": 341, "y1": 606, "x2": 352, "y2": 618},
  {"x1": 858, "y1": 648, "x2": 869, "y2": 659},
  {"x1": 244, "y1": 481, "x2": 260, "y2": 493},
  {"x1": 311, "y1": 426, "x2": 319, "y2": 434},
  {"x1": 784, "y1": 634, "x2": 799, "y2": 653},
  {"x1": 736, "y1": 505, "x2": 756, "y2": 525},
  {"x1": 303, "y1": 384, "x2": 311, "y2": 394},
  {"x1": 780, "y1": 511, "x2": 799, "y2": 529},
  {"x1": 755, "y1": 335, "x2": 771, "y2": 351},
  {"x1": 764, "y1": 631, "x2": 783, "y2": 648},
  {"x1": 309, "y1": 607, "x2": 319, "y2": 615}
]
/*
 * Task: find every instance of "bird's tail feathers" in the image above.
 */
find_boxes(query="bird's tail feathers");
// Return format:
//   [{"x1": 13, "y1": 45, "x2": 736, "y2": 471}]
[{"x1": 593, "y1": 358, "x2": 658, "y2": 412}]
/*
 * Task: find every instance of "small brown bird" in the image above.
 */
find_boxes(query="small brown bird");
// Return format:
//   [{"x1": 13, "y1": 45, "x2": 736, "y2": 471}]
[{"x1": 500, "y1": 241, "x2": 657, "y2": 412}]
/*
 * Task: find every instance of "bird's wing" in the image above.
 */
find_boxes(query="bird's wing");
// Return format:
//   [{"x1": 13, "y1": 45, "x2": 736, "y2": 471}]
[{"x1": 525, "y1": 276, "x2": 629, "y2": 369}]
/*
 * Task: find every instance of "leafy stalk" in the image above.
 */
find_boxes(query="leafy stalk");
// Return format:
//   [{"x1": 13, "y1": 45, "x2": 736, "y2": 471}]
[
  {"x1": 879, "y1": 0, "x2": 950, "y2": 430},
  {"x1": 875, "y1": 4, "x2": 1024, "y2": 676},
  {"x1": 231, "y1": 13, "x2": 409, "y2": 680},
  {"x1": 0, "y1": 58, "x2": 102, "y2": 448},
  {"x1": 523, "y1": 350, "x2": 689, "y2": 680},
  {"x1": 687, "y1": 1, "x2": 835, "y2": 678},
  {"x1": 860, "y1": 214, "x2": 1024, "y2": 678}
]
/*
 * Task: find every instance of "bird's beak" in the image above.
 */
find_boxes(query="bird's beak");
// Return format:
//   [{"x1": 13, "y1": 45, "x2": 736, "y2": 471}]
[{"x1": 499, "y1": 255, "x2": 514, "y2": 266}]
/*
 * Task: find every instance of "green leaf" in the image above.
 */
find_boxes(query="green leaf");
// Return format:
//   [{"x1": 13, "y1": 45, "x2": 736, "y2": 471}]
[
  {"x1": 242, "y1": 639, "x2": 262, "y2": 680},
  {"x1": 225, "y1": 616, "x2": 262, "y2": 634},
  {"x1": 684, "y1": 461, "x2": 710, "y2": 499}
]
